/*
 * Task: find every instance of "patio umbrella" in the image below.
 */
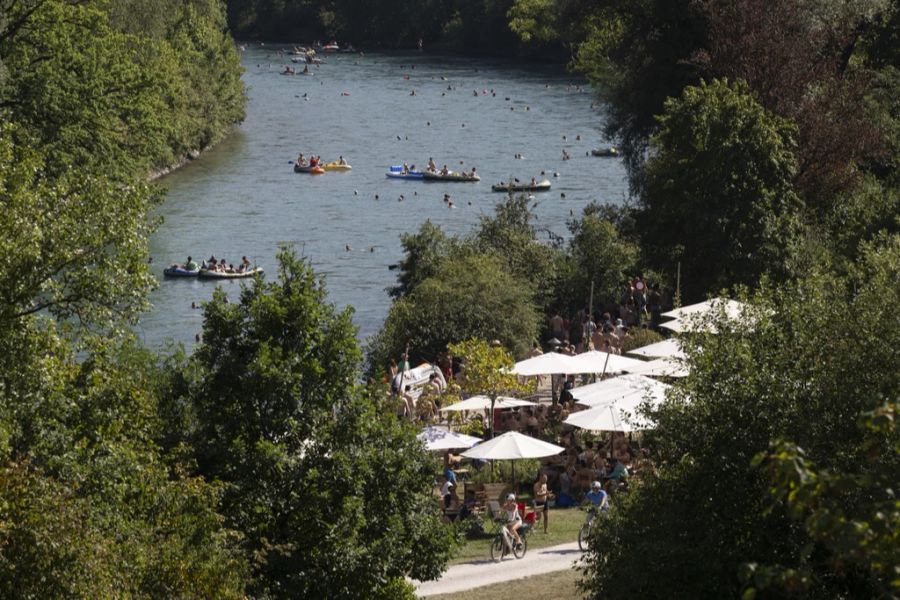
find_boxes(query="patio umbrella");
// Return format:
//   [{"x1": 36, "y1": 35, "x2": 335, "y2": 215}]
[
  {"x1": 627, "y1": 338, "x2": 685, "y2": 359},
  {"x1": 623, "y1": 357, "x2": 690, "y2": 378},
  {"x1": 566, "y1": 350, "x2": 645, "y2": 375},
  {"x1": 416, "y1": 426, "x2": 482, "y2": 451},
  {"x1": 564, "y1": 400, "x2": 656, "y2": 432},
  {"x1": 511, "y1": 352, "x2": 576, "y2": 376},
  {"x1": 462, "y1": 431, "x2": 565, "y2": 490},
  {"x1": 661, "y1": 298, "x2": 747, "y2": 320},
  {"x1": 571, "y1": 374, "x2": 670, "y2": 408},
  {"x1": 439, "y1": 395, "x2": 537, "y2": 412}
]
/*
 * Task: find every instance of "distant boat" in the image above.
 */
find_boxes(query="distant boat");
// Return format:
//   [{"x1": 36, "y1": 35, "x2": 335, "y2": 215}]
[
  {"x1": 163, "y1": 265, "x2": 200, "y2": 277},
  {"x1": 491, "y1": 179, "x2": 552, "y2": 192},
  {"x1": 591, "y1": 147, "x2": 620, "y2": 157},
  {"x1": 322, "y1": 161, "x2": 352, "y2": 171},
  {"x1": 422, "y1": 171, "x2": 480, "y2": 182},
  {"x1": 294, "y1": 164, "x2": 325, "y2": 174},
  {"x1": 198, "y1": 267, "x2": 264, "y2": 279}
]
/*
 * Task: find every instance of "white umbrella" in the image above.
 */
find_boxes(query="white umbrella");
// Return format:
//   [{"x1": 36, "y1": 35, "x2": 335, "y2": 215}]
[
  {"x1": 564, "y1": 402, "x2": 655, "y2": 432},
  {"x1": 661, "y1": 298, "x2": 747, "y2": 320},
  {"x1": 572, "y1": 374, "x2": 670, "y2": 408},
  {"x1": 439, "y1": 395, "x2": 536, "y2": 412},
  {"x1": 511, "y1": 352, "x2": 576, "y2": 376},
  {"x1": 627, "y1": 338, "x2": 685, "y2": 359},
  {"x1": 461, "y1": 431, "x2": 565, "y2": 460},
  {"x1": 566, "y1": 350, "x2": 645, "y2": 374},
  {"x1": 623, "y1": 357, "x2": 690, "y2": 378},
  {"x1": 417, "y1": 426, "x2": 482, "y2": 451}
]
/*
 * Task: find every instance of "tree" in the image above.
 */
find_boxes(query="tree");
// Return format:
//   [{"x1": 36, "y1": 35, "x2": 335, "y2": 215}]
[
  {"x1": 553, "y1": 201, "x2": 639, "y2": 315},
  {"x1": 390, "y1": 219, "x2": 457, "y2": 299},
  {"x1": 580, "y1": 234, "x2": 900, "y2": 598},
  {"x1": 367, "y1": 252, "x2": 540, "y2": 375},
  {"x1": 0, "y1": 122, "x2": 157, "y2": 327},
  {"x1": 181, "y1": 247, "x2": 455, "y2": 597},
  {"x1": 472, "y1": 194, "x2": 562, "y2": 312},
  {"x1": 636, "y1": 78, "x2": 805, "y2": 302},
  {"x1": 743, "y1": 400, "x2": 900, "y2": 598}
]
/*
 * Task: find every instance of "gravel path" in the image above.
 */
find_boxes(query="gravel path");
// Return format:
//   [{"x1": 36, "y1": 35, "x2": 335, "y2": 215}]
[{"x1": 414, "y1": 541, "x2": 583, "y2": 597}]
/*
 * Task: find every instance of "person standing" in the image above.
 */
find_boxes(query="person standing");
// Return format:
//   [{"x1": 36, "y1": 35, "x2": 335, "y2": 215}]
[{"x1": 533, "y1": 473, "x2": 554, "y2": 533}]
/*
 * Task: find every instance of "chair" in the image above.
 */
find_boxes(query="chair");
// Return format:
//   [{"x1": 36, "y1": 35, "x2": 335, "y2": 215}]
[{"x1": 517, "y1": 502, "x2": 539, "y2": 527}]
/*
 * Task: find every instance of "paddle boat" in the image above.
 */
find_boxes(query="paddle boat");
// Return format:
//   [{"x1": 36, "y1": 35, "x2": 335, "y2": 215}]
[
  {"x1": 294, "y1": 163, "x2": 326, "y2": 174},
  {"x1": 163, "y1": 265, "x2": 200, "y2": 277},
  {"x1": 323, "y1": 160, "x2": 352, "y2": 171},
  {"x1": 591, "y1": 146, "x2": 620, "y2": 157},
  {"x1": 198, "y1": 267, "x2": 264, "y2": 279},
  {"x1": 422, "y1": 170, "x2": 480, "y2": 182},
  {"x1": 385, "y1": 165, "x2": 424, "y2": 180},
  {"x1": 491, "y1": 179, "x2": 552, "y2": 192}
]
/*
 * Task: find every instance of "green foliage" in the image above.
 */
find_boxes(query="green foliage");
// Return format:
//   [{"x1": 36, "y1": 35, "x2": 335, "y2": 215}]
[
  {"x1": 637, "y1": 79, "x2": 806, "y2": 302},
  {"x1": 391, "y1": 219, "x2": 458, "y2": 299},
  {"x1": 473, "y1": 194, "x2": 562, "y2": 312},
  {"x1": 580, "y1": 235, "x2": 900, "y2": 598},
  {"x1": 620, "y1": 327, "x2": 662, "y2": 353},
  {"x1": 180, "y1": 247, "x2": 455, "y2": 597},
  {"x1": 0, "y1": 321, "x2": 248, "y2": 598},
  {"x1": 743, "y1": 400, "x2": 900, "y2": 597},
  {"x1": 0, "y1": 123, "x2": 158, "y2": 327},
  {"x1": 553, "y1": 201, "x2": 639, "y2": 314},
  {"x1": 368, "y1": 252, "x2": 540, "y2": 372}
]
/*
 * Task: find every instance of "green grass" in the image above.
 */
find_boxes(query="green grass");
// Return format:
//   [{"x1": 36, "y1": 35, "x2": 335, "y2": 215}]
[
  {"x1": 450, "y1": 506, "x2": 586, "y2": 564},
  {"x1": 425, "y1": 568, "x2": 582, "y2": 600}
]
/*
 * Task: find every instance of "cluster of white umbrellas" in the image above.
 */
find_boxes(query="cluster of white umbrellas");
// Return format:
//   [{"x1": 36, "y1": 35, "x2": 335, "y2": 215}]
[
  {"x1": 659, "y1": 298, "x2": 749, "y2": 334},
  {"x1": 512, "y1": 350, "x2": 645, "y2": 377}
]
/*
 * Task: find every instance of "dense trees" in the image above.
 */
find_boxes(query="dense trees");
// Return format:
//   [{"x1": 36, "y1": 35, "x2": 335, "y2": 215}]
[
  {"x1": 637, "y1": 79, "x2": 805, "y2": 299},
  {"x1": 580, "y1": 237, "x2": 900, "y2": 597},
  {"x1": 172, "y1": 248, "x2": 455, "y2": 597}
]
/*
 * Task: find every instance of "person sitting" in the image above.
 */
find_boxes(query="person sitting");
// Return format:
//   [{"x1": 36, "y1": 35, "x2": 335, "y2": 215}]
[
  {"x1": 468, "y1": 166, "x2": 477, "y2": 178},
  {"x1": 502, "y1": 493, "x2": 524, "y2": 547},
  {"x1": 238, "y1": 256, "x2": 252, "y2": 273},
  {"x1": 338, "y1": 155, "x2": 347, "y2": 165},
  {"x1": 458, "y1": 489, "x2": 477, "y2": 520},
  {"x1": 440, "y1": 164, "x2": 450, "y2": 176},
  {"x1": 427, "y1": 157, "x2": 437, "y2": 172},
  {"x1": 184, "y1": 256, "x2": 198, "y2": 270},
  {"x1": 402, "y1": 162, "x2": 410, "y2": 174},
  {"x1": 217, "y1": 258, "x2": 228, "y2": 273},
  {"x1": 603, "y1": 456, "x2": 629, "y2": 493},
  {"x1": 309, "y1": 155, "x2": 319, "y2": 168},
  {"x1": 296, "y1": 153, "x2": 307, "y2": 167}
]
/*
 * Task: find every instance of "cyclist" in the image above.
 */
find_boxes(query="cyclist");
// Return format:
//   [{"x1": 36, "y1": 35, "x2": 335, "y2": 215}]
[
  {"x1": 584, "y1": 480, "x2": 609, "y2": 524},
  {"x1": 502, "y1": 493, "x2": 523, "y2": 548}
]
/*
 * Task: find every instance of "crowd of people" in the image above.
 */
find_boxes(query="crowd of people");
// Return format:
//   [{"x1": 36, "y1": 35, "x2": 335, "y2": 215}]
[{"x1": 202, "y1": 255, "x2": 254, "y2": 273}]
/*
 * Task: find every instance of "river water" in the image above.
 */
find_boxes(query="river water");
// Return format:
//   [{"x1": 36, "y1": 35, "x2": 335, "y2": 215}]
[{"x1": 141, "y1": 44, "x2": 628, "y2": 350}]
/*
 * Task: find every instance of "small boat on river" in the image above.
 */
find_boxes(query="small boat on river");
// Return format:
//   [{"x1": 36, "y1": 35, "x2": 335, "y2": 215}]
[
  {"x1": 422, "y1": 171, "x2": 480, "y2": 182},
  {"x1": 198, "y1": 267, "x2": 264, "y2": 279},
  {"x1": 323, "y1": 161, "x2": 352, "y2": 171},
  {"x1": 386, "y1": 170, "x2": 424, "y2": 180},
  {"x1": 491, "y1": 179, "x2": 552, "y2": 192},
  {"x1": 294, "y1": 164, "x2": 326, "y2": 174},
  {"x1": 591, "y1": 147, "x2": 620, "y2": 157},
  {"x1": 163, "y1": 265, "x2": 200, "y2": 277}
]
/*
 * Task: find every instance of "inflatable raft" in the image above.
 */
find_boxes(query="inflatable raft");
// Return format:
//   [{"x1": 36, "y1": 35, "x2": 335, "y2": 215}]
[
  {"x1": 422, "y1": 171, "x2": 480, "y2": 182},
  {"x1": 198, "y1": 267, "x2": 264, "y2": 279},
  {"x1": 163, "y1": 265, "x2": 200, "y2": 277},
  {"x1": 294, "y1": 164, "x2": 326, "y2": 174},
  {"x1": 491, "y1": 179, "x2": 552, "y2": 192},
  {"x1": 323, "y1": 161, "x2": 352, "y2": 171}
]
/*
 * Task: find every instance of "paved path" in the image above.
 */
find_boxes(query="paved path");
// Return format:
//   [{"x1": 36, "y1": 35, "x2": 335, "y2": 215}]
[{"x1": 415, "y1": 541, "x2": 582, "y2": 597}]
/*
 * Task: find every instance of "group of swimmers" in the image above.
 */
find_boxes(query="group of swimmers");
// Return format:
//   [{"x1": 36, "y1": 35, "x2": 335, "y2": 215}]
[{"x1": 202, "y1": 255, "x2": 253, "y2": 274}]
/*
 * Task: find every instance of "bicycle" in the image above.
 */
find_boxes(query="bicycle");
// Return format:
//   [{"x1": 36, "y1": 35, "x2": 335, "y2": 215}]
[
  {"x1": 489, "y1": 519, "x2": 529, "y2": 562},
  {"x1": 577, "y1": 505, "x2": 604, "y2": 551}
]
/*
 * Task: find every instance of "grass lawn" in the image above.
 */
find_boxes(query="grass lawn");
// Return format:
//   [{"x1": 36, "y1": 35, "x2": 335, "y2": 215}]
[
  {"x1": 450, "y1": 506, "x2": 585, "y2": 564},
  {"x1": 425, "y1": 568, "x2": 582, "y2": 600}
]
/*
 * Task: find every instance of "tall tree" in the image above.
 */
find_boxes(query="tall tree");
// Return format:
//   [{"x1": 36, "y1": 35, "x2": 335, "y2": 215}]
[
  {"x1": 182, "y1": 247, "x2": 454, "y2": 597},
  {"x1": 636, "y1": 79, "x2": 805, "y2": 301}
]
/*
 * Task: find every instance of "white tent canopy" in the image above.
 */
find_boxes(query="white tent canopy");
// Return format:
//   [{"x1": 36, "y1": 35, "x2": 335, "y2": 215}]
[
  {"x1": 661, "y1": 298, "x2": 747, "y2": 320},
  {"x1": 416, "y1": 426, "x2": 482, "y2": 451},
  {"x1": 660, "y1": 298, "x2": 750, "y2": 334},
  {"x1": 627, "y1": 338, "x2": 685, "y2": 359},
  {"x1": 512, "y1": 350, "x2": 643, "y2": 376},
  {"x1": 571, "y1": 374, "x2": 670, "y2": 408},
  {"x1": 461, "y1": 431, "x2": 565, "y2": 460},
  {"x1": 623, "y1": 357, "x2": 690, "y2": 378},
  {"x1": 439, "y1": 395, "x2": 536, "y2": 412}
]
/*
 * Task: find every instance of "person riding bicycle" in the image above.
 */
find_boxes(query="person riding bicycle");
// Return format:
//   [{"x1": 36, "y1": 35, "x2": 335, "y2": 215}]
[
  {"x1": 584, "y1": 481, "x2": 609, "y2": 524},
  {"x1": 502, "y1": 493, "x2": 524, "y2": 547}
]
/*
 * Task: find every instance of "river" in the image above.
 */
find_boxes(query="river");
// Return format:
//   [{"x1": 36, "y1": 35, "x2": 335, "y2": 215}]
[{"x1": 141, "y1": 44, "x2": 628, "y2": 350}]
